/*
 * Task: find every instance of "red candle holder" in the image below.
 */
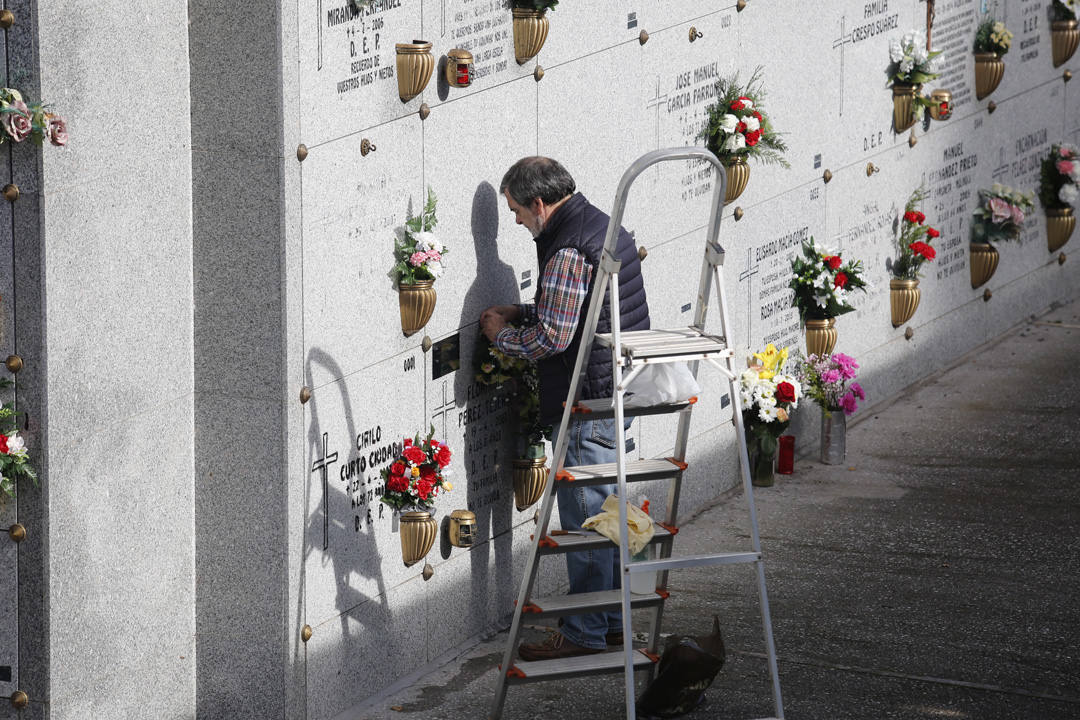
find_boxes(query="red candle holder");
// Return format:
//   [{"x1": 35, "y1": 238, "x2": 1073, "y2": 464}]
[{"x1": 777, "y1": 435, "x2": 794, "y2": 474}]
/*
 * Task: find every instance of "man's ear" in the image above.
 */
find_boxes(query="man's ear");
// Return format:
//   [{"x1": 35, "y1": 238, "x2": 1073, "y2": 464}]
[{"x1": 531, "y1": 197, "x2": 545, "y2": 217}]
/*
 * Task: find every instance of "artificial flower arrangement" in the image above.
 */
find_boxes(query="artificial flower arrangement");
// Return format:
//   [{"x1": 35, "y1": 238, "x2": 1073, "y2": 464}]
[
  {"x1": 889, "y1": 186, "x2": 939, "y2": 327},
  {"x1": 1051, "y1": 1, "x2": 1080, "y2": 67},
  {"x1": 507, "y1": 0, "x2": 557, "y2": 65},
  {"x1": 700, "y1": 67, "x2": 789, "y2": 203},
  {"x1": 739, "y1": 344, "x2": 801, "y2": 486},
  {"x1": 1040, "y1": 143, "x2": 1079, "y2": 251},
  {"x1": 393, "y1": 189, "x2": 446, "y2": 336},
  {"x1": 379, "y1": 426, "x2": 452, "y2": 566},
  {"x1": 795, "y1": 352, "x2": 865, "y2": 465},
  {"x1": 379, "y1": 426, "x2": 453, "y2": 511},
  {"x1": 789, "y1": 238, "x2": 868, "y2": 357},
  {"x1": 972, "y1": 16, "x2": 1012, "y2": 100},
  {"x1": 969, "y1": 183, "x2": 1036, "y2": 288},
  {"x1": 0, "y1": 377, "x2": 37, "y2": 505},
  {"x1": 1, "y1": 87, "x2": 67, "y2": 147},
  {"x1": 888, "y1": 30, "x2": 944, "y2": 130},
  {"x1": 474, "y1": 332, "x2": 551, "y2": 510},
  {"x1": 971, "y1": 184, "x2": 1035, "y2": 245}
]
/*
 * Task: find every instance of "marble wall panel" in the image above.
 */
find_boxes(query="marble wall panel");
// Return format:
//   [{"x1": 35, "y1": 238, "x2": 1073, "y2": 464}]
[
  {"x1": 419, "y1": 0, "x2": 534, "y2": 102},
  {"x1": 995, "y1": 0, "x2": 1055, "y2": 102},
  {"x1": 298, "y1": 0, "x2": 423, "y2": 146},
  {"x1": 301, "y1": 117, "x2": 424, "y2": 387},
  {"x1": 302, "y1": 350, "x2": 426, "y2": 628},
  {"x1": 420, "y1": 78, "x2": 539, "y2": 336}
]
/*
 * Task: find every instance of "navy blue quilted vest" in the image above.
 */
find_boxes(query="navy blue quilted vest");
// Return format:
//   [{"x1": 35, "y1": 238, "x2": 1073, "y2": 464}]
[{"x1": 533, "y1": 193, "x2": 650, "y2": 424}]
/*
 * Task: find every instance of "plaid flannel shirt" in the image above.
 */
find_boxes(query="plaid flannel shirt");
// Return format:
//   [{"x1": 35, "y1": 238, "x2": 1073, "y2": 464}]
[{"x1": 495, "y1": 248, "x2": 593, "y2": 360}]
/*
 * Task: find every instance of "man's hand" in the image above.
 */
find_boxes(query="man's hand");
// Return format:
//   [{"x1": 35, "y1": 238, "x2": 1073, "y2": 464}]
[
  {"x1": 480, "y1": 310, "x2": 508, "y2": 342},
  {"x1": 482, "y1": 304, "x2": 521, "y2": 323}
]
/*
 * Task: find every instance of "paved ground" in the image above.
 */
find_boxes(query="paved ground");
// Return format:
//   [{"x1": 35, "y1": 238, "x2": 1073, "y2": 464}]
[{"x1": 354, "y1": 298, "x2": 1080, "y2": 720}]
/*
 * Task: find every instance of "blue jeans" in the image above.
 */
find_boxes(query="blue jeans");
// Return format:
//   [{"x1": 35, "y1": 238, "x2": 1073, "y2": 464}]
[{"x1": 552, "y1": 417, "x2": 634, "y2": 650}]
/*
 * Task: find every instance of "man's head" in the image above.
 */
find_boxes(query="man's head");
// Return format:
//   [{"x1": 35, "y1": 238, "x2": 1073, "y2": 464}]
[{"x1": 500, "y1": 157, "x2": 576, "y2": 238}]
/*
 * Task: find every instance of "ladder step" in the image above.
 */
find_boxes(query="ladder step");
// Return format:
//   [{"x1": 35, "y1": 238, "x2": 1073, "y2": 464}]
[
  {"x1": 522, "y1": 589, "x2": 666, "y2": 618},
  {"x1": 625, "y1": 551, "x2": 760, "y2": 572},
  {"x1": 538, "y1": 526, "x2": 674, "y2": 555},
  {"x1": 569, "y1": 396, "x2": 696, "y2": 419},
  {"x1": 594, "y1": 327, "x2": 732, "y2": 363},
  {"x1": 557, "y1": 457, "x2": 687, "y2": 486},
  {"x1": 505, "y1": 649, "x2": 658, "y2": 684}
]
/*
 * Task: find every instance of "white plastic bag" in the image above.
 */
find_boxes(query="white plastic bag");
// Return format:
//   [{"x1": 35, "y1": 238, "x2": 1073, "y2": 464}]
[{"x1": 621, "y1": 363, "x2": 702, "y2": 407}]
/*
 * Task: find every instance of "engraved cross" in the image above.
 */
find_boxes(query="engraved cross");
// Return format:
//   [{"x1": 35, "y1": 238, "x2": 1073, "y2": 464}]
[
  {"x1": 430, "y1": 381, "x2": 456, "y2": 440},
  {"x1": 312, "y1": 432, "x2": 339, "y2": 551},
  {"x1": 832, "y1": 17, "x2": 854, "y2": 116},
  {"x1": 739, "y1": 248, "x2": 760, "y2": 346}
]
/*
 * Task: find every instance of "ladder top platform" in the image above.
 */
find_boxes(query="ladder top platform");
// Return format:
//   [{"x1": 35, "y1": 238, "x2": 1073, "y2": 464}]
[{"x1": 594, "y1": 327, "x2": 732, "y2": 362}]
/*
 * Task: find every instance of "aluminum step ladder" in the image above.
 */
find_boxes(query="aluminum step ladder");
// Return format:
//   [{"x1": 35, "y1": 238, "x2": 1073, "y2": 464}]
[{"x1": 489, "y1": 147, "x2": 784, "y2": 720}]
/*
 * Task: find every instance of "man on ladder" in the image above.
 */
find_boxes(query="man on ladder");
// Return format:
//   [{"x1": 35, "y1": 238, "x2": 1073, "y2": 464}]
[{"x1": 480, "y1": 156, "x2": 651, "y2": 661}]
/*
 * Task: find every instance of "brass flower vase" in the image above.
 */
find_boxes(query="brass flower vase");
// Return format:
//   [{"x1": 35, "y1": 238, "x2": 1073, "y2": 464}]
[
  {"x1": 1046, "y1": 207, "x2": 1076, "y2": 252},
  {"x1": 512, "y1": 8, "x2": 549, "y2": 65},
  {"x1": 512, "y1": 456, "x2": 548, "y2": 511},
  {"x1": 399, "y1": 511, "x2": 437, "y2": 567},
  {"x1": 804, "y1": 318, "x2": 837, "y2": 358},
  {"x1": 722, "y1": 157, "x2": 750, "y2": 204},
  {"x1": 974, "y1": 52, "x2": 1004, "y2": 100},
  {"x1": 398, "y1": 280, "x2": 437, "y2": 337},
  {"x1": 892, "y1": 83, "x2": 921, "y2": 132},
  {"x1": 890, "y1": 278, "x2": 921, "y2": 327},
  {"x1": 395, "y1": 41, "x2": 435, "y2": 102},
  {"x1": 969, "y1": 242, "x2": 999, "y2": 289},
  {"x1": 1052, "y1": 20, "x2": 1080, "y2": 68}
]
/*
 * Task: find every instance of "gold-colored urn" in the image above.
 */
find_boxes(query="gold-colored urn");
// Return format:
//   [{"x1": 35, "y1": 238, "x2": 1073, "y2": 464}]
[
  {"x1": 398, "y1": 280, "x2": 437, "y2": 337},
  {"x1": 395, "y1": 41, "x2": 435, "y2": 102},
  {"x1": 448, "y1": 509, "x2": 478, "y2": 548},
  {"x1": 890, "y1": 278, "x2": 921, "y2": 328},
  {"x1": 399, "y1": 511, "x2": 438, "y2": 567},
  {"x1": 512, "y1": 456, "x2": 548, "y2": 511},
  {"x1": 892, "y1": 83, "x2": 921, "y2": 133},
  {"x1": 722, "y1": 157, "x2": 750, "y2": 204},
  {"x1": 1046, "y1": 207, "x2": 1076, "y2": 253},
  {"x1": 928, "y1": 89, "x2": 952, "y2": 121},
  {"x1": 974, "y1": 52, "x2": 1005, "y2": 100},
  {"x1": 804, "y1": 318, "x2": 837, "y2": 358},
  {"x1": 969, "y1": 242, "x2": 999, "y2": 289},
  {"x1": 512, "y1": 8, "x2": 549, "y2": 65},
  {"x1": 1052, "y1": 20, "x2": 1080, "y2": 68}
]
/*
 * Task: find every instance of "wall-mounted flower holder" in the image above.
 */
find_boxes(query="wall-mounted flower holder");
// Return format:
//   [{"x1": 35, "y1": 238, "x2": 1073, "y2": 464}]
[
  {"x1": 969, "y1": 242, "x2": 999, "y2": 288},
  {"x1": 890, "y1": 278, "x2": 921, "y2": 327},
  {"x1": 892, "y1": 83, "x2": 921, "y2": 132},
  {"x1": 512, "y1": 8, "x2": 549, "y2": 64},
  {"x1": 804, "y1": 318, "x2": 838, "y2": 358},
  {"x1": 512, "y1": 457, "x2": 548, "y2": 511},
  {"x1": 398, "y1": 281, "x2": 437, "y2": 336},
  {"x1": 445, "y1": 49, "x2": 474, "y2": 87},
  {"x1": 399, "y1": 511, "x2": 438, "y2": 566},
  {"x1": 1052, "y1": 20, "x2": 1080, "y2": 67},
  {"x1": 723, "y1": 157, "x2": 750, "y2": 204},
  {"x1": 928, "y1": 89, "x2": 952, "y2": 120},
  {"x1": 974, "y1": 52, "x2": 1004, "y2": 100},
  {"x1": 395, "y1": 40, "x2": 434, "y2": 102},
  {"x1": 1046, "y1": 207, "x2": 1076, "y2": 252}
]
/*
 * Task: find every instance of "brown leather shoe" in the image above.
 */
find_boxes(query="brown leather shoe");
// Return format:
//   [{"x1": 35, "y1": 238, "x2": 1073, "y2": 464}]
[{"x1": 518, "y1": 632, "x2": 604, "y2": 661}]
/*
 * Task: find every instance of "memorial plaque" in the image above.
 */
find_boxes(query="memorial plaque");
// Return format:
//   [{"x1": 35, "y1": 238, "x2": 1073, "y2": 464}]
[
  {"x1": 929, "y1": 0, "x2": 979, "y2": 114},
  {"x1": 997, "y1": 0, "x2": 1050, "y2": 99},
  {"x1": 298, "y1": 0, "x2": 421, "y2": 147}
]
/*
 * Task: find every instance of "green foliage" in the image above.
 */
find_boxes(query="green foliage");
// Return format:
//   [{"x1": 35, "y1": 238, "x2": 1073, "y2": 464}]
[
  {"x1": 971, "y1": 184, "x2": 1036, "y2": 245},
  {"x1": 973, "y1": 17, "x2": 1013, "y2": 55},
  {"x1": 474, "y1": 331, "x2": 551, "y2": 455},
  {"x1": 508, "y1": 0, "x2": 558, "y2": 11},
  {"x1": 393, "y1": 188, "x2": 447, "y2": 286},
  {"x1": 788, "y1": 238, "x2": 868, "y2": 323},
  {"x1": 892, "y1": 185, "x2": 939, "y2": 280},
  {"x1": 1053, "y1": 0, "x2": 1078, "y2": 22},
  {"x1": 0, "y1": 375, "x2": 37, "y2": 507},
  {"x1": 1040, "y1": 144, "x2": 1079, "y2": 209},
  {"x1": 699, "y1": 66, "x2": 790, "y2": 169}
]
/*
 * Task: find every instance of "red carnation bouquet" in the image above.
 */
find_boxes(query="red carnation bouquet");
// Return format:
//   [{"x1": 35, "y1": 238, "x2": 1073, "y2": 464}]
[
  {"x1": 379, "y1": 426, "x2": 452, "y2": 511},
  {"x1": 892, "y1": 185, "x2": 940, "y2": 280}
]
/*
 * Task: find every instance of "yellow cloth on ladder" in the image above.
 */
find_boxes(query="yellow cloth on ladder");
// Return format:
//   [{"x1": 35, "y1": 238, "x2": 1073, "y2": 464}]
[{"x1": 581, "y1": 495, "x2": 656, "y2": 555}]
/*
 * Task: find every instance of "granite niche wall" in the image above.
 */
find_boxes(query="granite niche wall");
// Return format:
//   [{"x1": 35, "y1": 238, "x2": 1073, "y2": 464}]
[{"x1": 4, "y1": 1, "x2": 1078, "y2": 719}]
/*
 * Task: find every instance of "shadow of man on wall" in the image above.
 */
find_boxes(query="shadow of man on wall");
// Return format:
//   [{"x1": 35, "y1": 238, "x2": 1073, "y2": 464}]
[{"x1": 450, "y1": 181, "x2": 521, "y2": 633}]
